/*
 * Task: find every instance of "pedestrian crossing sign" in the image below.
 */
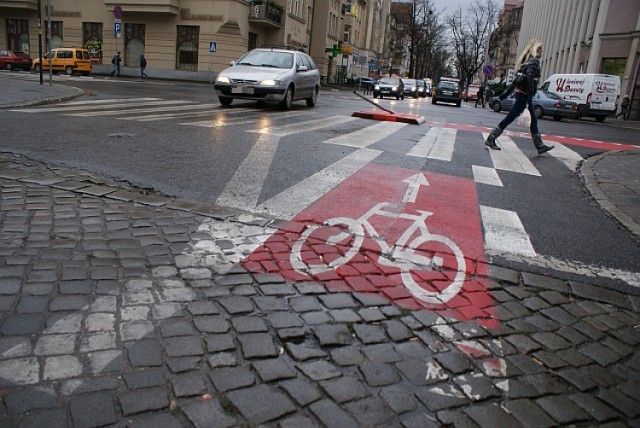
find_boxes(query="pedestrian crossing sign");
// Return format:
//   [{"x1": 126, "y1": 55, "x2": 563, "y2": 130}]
[{"x1": 209, "y1": 42, "x2": 217, "y2": 53}]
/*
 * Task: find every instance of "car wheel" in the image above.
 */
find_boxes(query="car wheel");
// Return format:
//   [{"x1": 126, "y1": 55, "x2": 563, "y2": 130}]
[
  {"x1": 219, "y1": 96, "x2": 233, "y2": 106},
  {"x1": 595, "y1": 116, "x2": 606, "y2": 122},
  {"x1": 533, "y1": 105, "x2": 543, "y2": 118},
  {"x1": 491, "y1": 101, "x2": 501, "y2": 112},
  {"x1": 65, "y1": 66, "x2": 74, "y2": 76},
  {"x1": 6, "y1": 63, "x2": 12, "y2": 71},
  {"x1": 306, "y1": 87, "x2": 318, "y2": 107},
  {"x1": 279, "y1": 86, "x2": 293, "y2": 110},
  {"x1": 34, "y1": 64, "x2": 41, "y2": 73},
  {"x1": 553, "y1": 115, "x2": 563, "y2": 121}
]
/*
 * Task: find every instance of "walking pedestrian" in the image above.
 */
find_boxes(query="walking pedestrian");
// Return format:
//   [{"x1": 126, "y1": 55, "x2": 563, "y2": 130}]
[
  {"x1": 616, "y1": 95, "x2": 630, "y2": 120},
  {"x1": 139, "y1": 54, "x2": 148, "y2": 79},
  {"x1": 110, "y1": 51, "x2": 122, "y2": 77},
  {"x1": 475, "y1": 85, "x2": 485, "y2": 108},
  {"x1": 484, "y1": 38, "x2": 554, "y2": 155}
]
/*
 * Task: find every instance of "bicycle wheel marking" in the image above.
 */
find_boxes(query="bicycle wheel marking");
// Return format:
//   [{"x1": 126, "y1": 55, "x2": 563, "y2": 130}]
[{"x1": 242, "y1": 163, "x2": 496, "y2": 326}]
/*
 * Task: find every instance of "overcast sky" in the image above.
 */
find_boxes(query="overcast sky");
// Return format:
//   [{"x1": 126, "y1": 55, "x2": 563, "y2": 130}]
[{"x1": 415, "y1": 0, "x2": 505, "y2": 16}]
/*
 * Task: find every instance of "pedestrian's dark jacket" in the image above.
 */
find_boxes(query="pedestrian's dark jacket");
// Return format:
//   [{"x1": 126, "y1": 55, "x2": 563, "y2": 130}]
[
  {"x1": 140, "y1": 57, "x2": 147, "y2": 67},
  {"x1": 621, "y1": 97, "x2": 630, "y2": 108},
  {"x1": 500, "y1": 56, "x2": 540, "y2": 100}
]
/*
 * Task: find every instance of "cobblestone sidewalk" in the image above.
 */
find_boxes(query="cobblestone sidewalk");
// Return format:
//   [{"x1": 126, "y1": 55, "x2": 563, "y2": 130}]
[{"x1": 0, "y1": 153, "x2": 639, "y2": 427}]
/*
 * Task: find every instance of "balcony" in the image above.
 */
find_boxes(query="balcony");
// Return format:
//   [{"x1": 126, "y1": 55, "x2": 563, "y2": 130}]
[
  {"x1": 248, "y1": 3, "x2": 283, "y2": 29},
  {"x1": 0, "y1": 0, "x2": 37, "y2": 10},
  {"x1": 103, "y1": 0, "x2": 179, "y2": 14}
]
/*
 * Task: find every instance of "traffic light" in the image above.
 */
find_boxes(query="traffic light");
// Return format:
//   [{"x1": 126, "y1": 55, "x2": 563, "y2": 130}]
[{"x1": 324, "y1": 44, "x2": 340, "y2": 57}]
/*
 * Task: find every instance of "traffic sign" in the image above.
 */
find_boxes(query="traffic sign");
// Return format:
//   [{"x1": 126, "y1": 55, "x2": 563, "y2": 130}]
[
  {"x1": 113, "y1": 5, "x2": 122, "y2": 19},
  {"x1": 209, "y1": 42, "x2": 217, "y2": 53},
  {"x1": 483, "y1": 64, "x2": 494, "y2": 76},
  {"x1": 114, "y1": 19, "x2": 122, "y2": 38}
]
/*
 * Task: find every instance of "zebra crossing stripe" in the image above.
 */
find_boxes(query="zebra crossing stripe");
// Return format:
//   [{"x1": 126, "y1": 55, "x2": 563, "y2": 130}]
[
  {"x1": 13, "y1": 99, "x2": 192, "y2": 113},
  {"x1": 546, "y1": 142, "x2": 583, "y2": 171},
  {"x1": 257, "y1": 148, "x2": 382, "y2": 220},
  {"x1": 66, "y1": 103, "x2": 217, "y2": 117},
  {"x1": 408, "y1": 127, "x2": 457, "y2": 160},
  {"x1": 47, "y1": 97, "x2": 161, "y2": 106},
  {"x1": 126, "y1": 109, "x2": 223, "y2": 122},
  {"x1": 248, "y1": 115, "x2": 357, "y2": 137},
  {"x1": 472, "y1": 165, "x2": 503, "y2": 187},
  {"x1": 184, "y1": 111, "x2": 307, "y2": 127},
  {"x1": 324, "y1": 121, "x2": 407, "y2": 148},
  {"x1": 482, "y1": 134, "x2": 541, "y2": 176},
  {"x1": 480, "y1": 205, "x2": 536, "y2": 257}
]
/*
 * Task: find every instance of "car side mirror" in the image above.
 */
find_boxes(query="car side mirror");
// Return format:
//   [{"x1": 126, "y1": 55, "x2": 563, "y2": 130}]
[
  {"x1": 297, "y1": 65, "x2": 308, "y2": 72},
  {"x1": 230, "y1": 61, "x2": 236, "y2": 66}
]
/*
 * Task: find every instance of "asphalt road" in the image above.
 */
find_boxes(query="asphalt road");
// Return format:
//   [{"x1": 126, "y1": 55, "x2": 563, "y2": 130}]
[{"x1": 2, "y1": 75, "x2": 639, "y2": 294}]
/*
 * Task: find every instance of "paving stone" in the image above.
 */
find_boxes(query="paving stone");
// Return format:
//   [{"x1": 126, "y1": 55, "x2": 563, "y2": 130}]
[
  {"x1": 569, "y1": 281, "x2": 631, "y2": 309},
  {"x1": 359, "y1": 307, "x2": 387, "y2": 322},
  {"x1": 522, "y1": 373, "x2": 569, "y2": 395},
  {"x1": 556, "y1": 326, "x2": 589, "y2": 345},
  {"x1": 531, "y1": 332, "x2": 571, "y2": 351},
  {"x1": 556, "y1": 348, "x2": 594, "y2": 367},
  {"x1": 330, "y1": 347, "x2": 364, "y2": 366},
  {"x1": 120, "y1": 320, "x2": 155, "y2": 341},
  {"x1": 531, "y1": 350, "x2": 568, "y2": 369},
  {"x1": 319, "y1": 376, "x2": 370, "y2": 403},
  {"x1": 301, "y1": 311, "x2": 333, "y2": 325},
  {"x1": 253, "y1": 296, "x2": 288, "y2": 311},
  {"x1": 205, "y1": 334, "x2": 236, "y2": 353},
  {"x1": 453, "y1": 372, "x2": 501, "y2": 401},
  {"x1": 309, "y1": 399, "x2": 359, "y2": 428},
  {"x1": 34, "y1": 333, "x2": 76, "y2": 355},
  {"x1": 362, "y1": 343, "x2": 402, "y2": 364},
  {"x1": 231, "y1": 315, "x2": 268, "y2": 333},
  {"x1": 597, "y1": 387, "x2": 640, "y2": 418},
  {"x1": 314, "y1": 324, "x2": 354, "y2": 346},
  {"x1": 16, "y1": 296, "x2": 49, "y2": 313},
  {"x1": 181, "y1": 398, "x2": 237, "y2": 428},
  {"x1": 318, "y1": 293, "x2": 358, "y2": 309},
  {"x1": 118, "y1": 386, "x2": 170, "y2": 416},
  {"x1": 253, "y1": 357, "x2": 296, "y2": 382},
  {"x1": 187, "y1": 301, "x2": 220, "y2": 315},
  {"x1": 127, "y1": 339, "x2": 163, "y2": 367},
  {"x1": 87, "y1": 349, "x2": 123, "y2": 374},
  {"x1": 578, "y1": 342, "x2": 622, "y2": 366},
  {"x1": 280, "y1": 378, "x2": 322, "y2": 406},
  {"x1": 536, "y1": 395, "x2": 590, "y2": 424},
  {"x1": 123, "y1": 368, "x2": 166, "y2": 389},
  {"x1": 60, "y1": 377, "x2": 119, "y2": 396},
  {"x1": 237, "y1": 333, "x2": 277, "y2": 358},
  {"x1": 207, "y1": 352, "x2": 238, "y2": 368},
  {"x1": 581, "y1": 364, "x2": 622, "y2": 387},
  {"x1": 345, "y1": 396, "x2": 396, "y2": 426},
  {"x1": 172, "y1": 371, "x2": 207, "y2": 397},
  {"x1": 124, "y1": 412, "x2": 184, "y2": 428},
  {"x1": 329, "y1": 308, "x2": 361, "y2": 323},
  {"x1": 395, "y1": 358, "x2": 431, "y2": 386},
  {"x1": 464, "y1": 402, "x2": 520, "y2": 427},
  {"x1": 359, "y1": 361, "x2": 401, "y2": 386},
  {"x1": 152, "y1": 303, "x2": 184, "y2": 319},
  {"x1": 5, "y1": 386, "x2": 58, "y2": 413},
  {"x1": 570, "y1": 393, "x2": 621, "y2": 422},
  {"x1": 414, "y1": 383, "x2": 468, "y2": 411},
  {"x1": 194, "y1": 315, "x2": 230, "y2": 333},
  {"x1": 159, "y1": 319, "x2": 196, "y2": 337},
  {"x1": 436, "y1": 410, "x2": 478, "y2": 428},
  {"x1": 267, "y1": 312, "x2": 303, "y2": 329},
  {"x1": 298, "y1": 360, "x2": 342, "y2": 381},
  {"x1": 353, "y1": 323, "x2": 387, "y2": 344},
  {"x1": 378, "y1": 384, "x2": 418, "y2": 414},
  {"x1": 17, "y1": 408, "x2": 69, "y2": 428},
  {"x1": 507, "y1": 354, "x2": 547, "y2": 374},
  {"x1": 69, "y1": 391, "x2": 118, "y2": 427},
  {"x1": 434, "y1": 351, "x2": 474, "y2": 374},
  {"x1": 276, "y1": 415, "x2": 321, "y2": 428},
  {"x1": 0, "y1": 357, "x2": 40, "y2": 387},
  {"x1": 226, "y1": 384, "x2": 296, "y2": 424},
  {"x1": 43, "y1": 355, "x2": 83, "y2": 380},
  {"x1": 0, "y1": 313, "x2": 43, "y2": 335},
  {"x1": 493, "y1": 378, "x2": 544, "y2": 398},
  {"x1": 286, "y1": 342, "x2": 327, "y2": 361},
  {"x1": 217, "y1": 295, "x2": 255, "y2": 314},
  {"x1": 209, "y1": 366, "x2": 255, "y2": 392},
  {"x1": 503, "y1": 399, "x2": 556, "y2": 428},
  {"x1": 521, "y1": 272, "x2": 568, "y2": 292}
]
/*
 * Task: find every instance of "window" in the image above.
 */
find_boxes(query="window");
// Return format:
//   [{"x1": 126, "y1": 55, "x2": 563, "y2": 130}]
[
  {"x1": 291, "y1": 0, "x2": 302, "y2": 17},
  {"x1": 83, "y1": 22, "x2": 103, "y2": 63},
  {"x1": 50, "y1": 21, "x2": 63, "y2": 49},
  {"x1": 125, "y1": 23, "x2": 145, "y2": 66},
  {"x1": 176, "y1": 25, "x2": 199, "y2": 71},
  {"x1": 343, "y1": 24, "x2": 351, "y2": 43},
  {"x1": 248, "y1": 32, "x2": 257, "y2": 51},
  {"x1": 601, "y1": 58, "x2": 626, "y2": 81},
  {"x1": 7, "y1": 19, "x2": 30, "y2": 54}
]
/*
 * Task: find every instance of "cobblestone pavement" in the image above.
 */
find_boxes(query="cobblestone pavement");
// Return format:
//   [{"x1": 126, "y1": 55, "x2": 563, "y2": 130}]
[{"x1": 0, "y1": 153, "x2": 639, "y2": 427}]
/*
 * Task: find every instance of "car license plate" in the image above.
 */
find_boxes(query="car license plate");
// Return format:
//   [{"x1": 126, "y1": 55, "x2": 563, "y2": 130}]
[
  {"x1": 443, "y1": 91, "x2": 452, "y2": 95},
  {"x1": 231, "y1": 86, "x2": 254, "y2": 95}
]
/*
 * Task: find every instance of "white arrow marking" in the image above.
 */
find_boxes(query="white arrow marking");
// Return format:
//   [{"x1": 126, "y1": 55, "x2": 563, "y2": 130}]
[{"x1": 402, "y1": 172, "x2": 429, "y2": 203}]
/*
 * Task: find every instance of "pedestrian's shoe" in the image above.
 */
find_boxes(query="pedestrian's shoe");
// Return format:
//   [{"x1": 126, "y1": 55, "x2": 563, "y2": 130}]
[
  {"x1": 484, "y1": 127, "x2": 503, "y2": 150},
  {"x1": 532, "y1": 134, "x2": 554, "y2": 155}
]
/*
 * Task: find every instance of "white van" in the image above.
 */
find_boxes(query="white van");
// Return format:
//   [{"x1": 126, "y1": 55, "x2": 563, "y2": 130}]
[{"x1": 540, "y1": 74, "x2": 620, "y2": 122}]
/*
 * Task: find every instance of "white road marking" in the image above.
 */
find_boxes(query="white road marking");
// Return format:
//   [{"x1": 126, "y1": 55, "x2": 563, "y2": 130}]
[
  {"x1": 127, "y1": 110, "x2": 222, "y2": 122},
  {"x1": 248, "y1": 115, "x2": 357, "y2": 137},
  {"x1": 472, "y1": 165, "x2": 503, "y2": 187},
  {"x1": 546, "y1": 142, "x2": 583, "y2": 171},
  {"x1": 216, "y1": 133, "x2": 281, "y2": 210},
  {"x1": 324, "y1": 121, "x2": 407, "y2": 148},
  {"x1": 184, "y1": 111, "x2": 307, "y2": 127},
  {"x1": 66, "y1": 103, "x2": 215, "y2": 117},
  {"x1": 257, "y1": 148, "x2": 381, "y2": 220},
  {"x1": 408, "y1": 127, "x2": 457, "y2": 160},
  {"x1": 44, "y1": 97, "x2": 161, "y2": 105},
  {"x1": 13, "y1": 99, "x2": 192, "y2": 113},
  {"x1": 482, "y1": 133, "x2": 541, "y2": 176},
  {"x1": 480, "y1": 205, "x2": 536, "y2": 257}
]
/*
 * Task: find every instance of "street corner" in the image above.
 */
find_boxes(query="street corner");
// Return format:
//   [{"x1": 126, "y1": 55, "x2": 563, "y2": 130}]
[{"x1": 242, "y1": 163, "x2": 499, "y2": 327}]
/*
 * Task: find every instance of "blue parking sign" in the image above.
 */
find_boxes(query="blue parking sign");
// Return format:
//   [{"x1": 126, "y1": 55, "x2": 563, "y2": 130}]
[{"x1": 209, "y1": 42, "x2": 217, "y2": 53}]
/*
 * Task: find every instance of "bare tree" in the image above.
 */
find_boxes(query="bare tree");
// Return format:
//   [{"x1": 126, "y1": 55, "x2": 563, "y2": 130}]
[
  {"x1": 447, "y1": 0, "x2": 498, "y2": 86},
  {"x1": 412, "y1": 0, "x2": 451, "y2": 80}
]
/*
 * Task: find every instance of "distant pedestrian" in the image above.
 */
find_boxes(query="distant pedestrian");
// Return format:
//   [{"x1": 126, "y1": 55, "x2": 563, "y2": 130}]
[
  {"x1": 110, "y1": 51, "x2": 122, "y2": 77},
  {"x1": 616, "y1": 95, "x2": 630, "y2": 120},
  {"x1": 139, "y1": 54, "x2": 148, "y2": 79},
  {"x1": 484, "y1": 38, "x2": 554, "y2": 155},
  {"x1": 475, "y1": 85, "x2": 485, "y2": 108}
]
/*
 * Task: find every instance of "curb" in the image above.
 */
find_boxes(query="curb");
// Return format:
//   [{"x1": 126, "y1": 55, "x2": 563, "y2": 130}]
[
  {"x1": 0, "y1": 85, "x2": 85, "y2": 109},
  {"x1": 581, "y1": 150, "x2": 640, "y2": 240}
]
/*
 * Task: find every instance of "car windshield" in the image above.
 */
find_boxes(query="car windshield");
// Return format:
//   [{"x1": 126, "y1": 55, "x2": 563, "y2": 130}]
[
  {"x1": 543, "y1": 91, "x2": 561, "y2": 100},
  {"x1": 235, "y1": 50, "x2": 293, "y2": 69},
  {"x1": 379, "y1": 78, "x2": 398, "y2": 85},
  {"x1": 404, "y1": 79, "x2": 416, "y2": 85},
  {"x1": 439, "y1": 82, "x2": 457, "y2": 89}
]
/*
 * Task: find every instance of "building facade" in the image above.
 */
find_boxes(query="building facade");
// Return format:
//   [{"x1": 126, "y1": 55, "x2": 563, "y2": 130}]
[
  {"x1": 518, "y1": 0, "x2": 640, "y2": 120},
  {"x1": 1, "y1": 0, "x2": 390, "y2": 83},
  {"x1": 488, "y1": 0, "x2": 524, "y2": 84}
]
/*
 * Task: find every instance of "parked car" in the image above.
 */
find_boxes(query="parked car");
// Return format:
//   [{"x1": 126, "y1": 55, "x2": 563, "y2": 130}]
[
  {"x1": 432, "y1": 78, "x2": 462, "y2": 107},
  {"x1": 402, "y1": 78, "x2": 420, "y2": 98},
  {"x1": 0, "y1": 50, "x2": 32, "y2": 71},
  {"x1": 373, "y1": 77, "x2": 405, "y2": 100},
  {"x1": 488, "y1": 90, "x2": 580, "y2": 121},
  {"x1": 214, "y1": 47, "x2": 320, "y2": 109},
  {"x1": 464, "y1": 85, "x2": 481, "y2": 102},
  {"x1": 355, "y1": 76, "x2": 376, "y2": 92},
  {"x1": 32, "y1": 47, "x2": 92, "y2": 75},
  {"x1": 416, "y1": 79, "x2": 429, "y2": 98}
]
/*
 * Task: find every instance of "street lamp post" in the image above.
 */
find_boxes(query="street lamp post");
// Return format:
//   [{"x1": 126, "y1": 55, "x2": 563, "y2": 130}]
[{"x1": 37, "y1": 0, "x2": 43, "y2": 84}]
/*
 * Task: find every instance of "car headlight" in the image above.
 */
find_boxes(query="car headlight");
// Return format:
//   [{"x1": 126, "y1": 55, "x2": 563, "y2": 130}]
[
  {"x1": 216, "y1": 76, "x2": 230, "y2": 83},
  {"x1": 374, "y1": 85, "x2": 380, "y2": 90},
  {"x1": 259, "y1": 79, "x2": 278, "y2": 86},
  {"x1": 392, "y1": 87, "x2": 397, "y2": 91}
]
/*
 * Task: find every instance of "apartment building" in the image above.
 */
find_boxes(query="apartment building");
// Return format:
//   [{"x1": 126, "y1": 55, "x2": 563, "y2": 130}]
[
  {"x1": 488, "y1": 0, "x2": 524, "y2": 83},
  {"x1": 518, "y1": 0, "x2": 640, "y2": 120},
  {"x1": 1, "y1": 0, "x2": 390, "y2": 82}
]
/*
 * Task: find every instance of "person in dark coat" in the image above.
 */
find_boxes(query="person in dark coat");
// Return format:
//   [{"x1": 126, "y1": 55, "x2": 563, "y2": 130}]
[
  {"x1": 475, "y1": 85, "x2": 485, "y2": 108},
  {"x1": 139, "y1": 54, "x2": 148, "y2": 79},
  {"x1": 616, "y1": 95, "x2": 630, "y2": 120},
  {"x1": 110, "y1": 51, "x2": 122, "y2": 77}
]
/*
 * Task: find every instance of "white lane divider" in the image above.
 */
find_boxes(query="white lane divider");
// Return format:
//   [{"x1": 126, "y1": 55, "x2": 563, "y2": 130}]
[
  {"x1": 12, "y1": 99, "x2": 191, "y2": 113},
  {"x1": 480, "y1": 205, "x2": 536, "y2": 257},
  {"x1": 482, "y1": 134, "x2": 541, "y2": 176},
  {"x1": 408, "y1": 127, "x2": 457, "y2": 161},
  {"x1": 325, "y1": 121, "x2": 407, "y2": 148},
  {"x1": 546, "y1": 142, "x2": 583, "y2": 171},
  {"x1": 472, "y1": 165, "x2": 503, "y2": 187},
  {"x1": 248, "y1": 115, "x2": 357, "y2": 137},
  {"x1": 67, "y1": 103, "x2": 216, "y2": 117}
]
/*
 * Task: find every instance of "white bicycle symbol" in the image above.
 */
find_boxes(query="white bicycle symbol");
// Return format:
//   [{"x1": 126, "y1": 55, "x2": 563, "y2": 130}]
[{"x1": 290, "y1": 202, "x2": 467, "y2": 305}]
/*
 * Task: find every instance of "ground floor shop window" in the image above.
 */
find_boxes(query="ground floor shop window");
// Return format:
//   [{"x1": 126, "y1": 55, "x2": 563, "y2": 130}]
[
  {"x1": 125, "y1": 23, "x2": 145, "y2": 66},
  {"x1": 177, "y1": 25, "x2": 199, "y2": 71},
  {"x1": 6, "y1": 19, "x2": 29, "y2": 55},
  {"x1": 601, "y1": 58, "x2": 626, "y2": 80},
  {"x1": 49, "y1": 21, "x2": 63, "y2": 49},
  {"x1": 83, "y1": 22, "x2": 103, "y2": 64}
]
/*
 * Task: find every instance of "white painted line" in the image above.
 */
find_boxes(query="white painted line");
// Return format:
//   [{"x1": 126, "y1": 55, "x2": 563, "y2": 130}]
[
  {"x1": 257, "y1": 148, "x2": 382, "y2": 220},
  {"x1": 128, "y1": 110, "x2": 222, "y2": 122},
  {"x1": 184, "y1": 111, "x2": 307, "y2": 127},
  {"x1": 15, "y1": 100, "x2": 193, "y2": 113},
  {"x1": 546, "y1": 142, "x2": 583, "y2": 171},
  {"x1": 325, "y1": 121, "x2": 407, "y2": 148},
  {"x1": 472, "y1": 165, "x2": 503, "y2": 187},
  {"x1": 482, "y1": 133, "x2": 541, "y2": 176},
  {"x1": 48, "y1": 97, "x2": 161, "y2": 105},
  {"x1": 408, "y1": 127, "x2": 456, "y2": 161},
  {"x1": 248, "y1": 115, "x2": 357, "y2": 137},
  {"x1": 67, "y1": 103, "x2": 214, "y2": 117},
  {"x1": 216, "y1": 133, "x2": 281, "y2": 210},
  {"x1": 408, "y1": 127, "x2": 438, "y2": 158},
  {"x1": 480, "y1": 205, "x2": 536, "y2": 257}
]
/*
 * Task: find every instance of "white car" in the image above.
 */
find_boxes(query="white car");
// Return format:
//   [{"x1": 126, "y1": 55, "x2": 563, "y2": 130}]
[{"x1": 214, "y1": 47, "x2": 320, "y2": 109}]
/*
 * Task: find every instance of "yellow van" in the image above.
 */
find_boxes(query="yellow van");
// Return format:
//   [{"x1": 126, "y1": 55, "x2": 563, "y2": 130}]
[{"x1": 32, "y1": 47, "x2": 92, "y2": 76}]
